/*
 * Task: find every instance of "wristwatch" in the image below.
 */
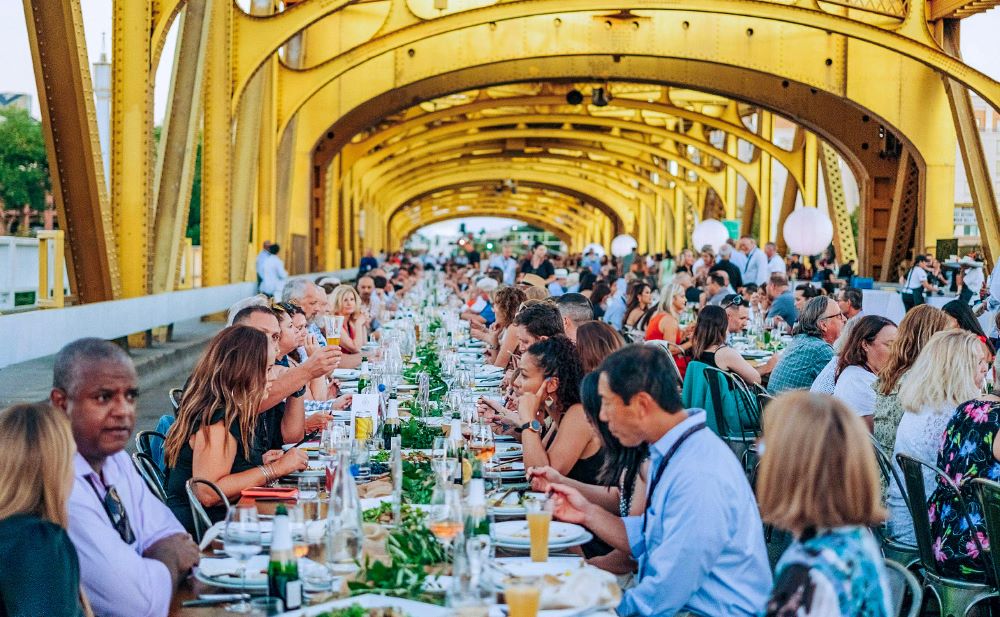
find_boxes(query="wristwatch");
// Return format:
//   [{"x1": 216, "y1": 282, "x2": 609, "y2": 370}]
[{"x1": 517, "y1": 420, "x2": 542, "y2": 434}]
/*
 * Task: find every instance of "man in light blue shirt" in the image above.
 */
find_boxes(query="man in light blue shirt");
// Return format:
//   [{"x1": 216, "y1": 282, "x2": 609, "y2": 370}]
[
  {"x1": 488, "y1": 245, "x2": 519, "y2": 285},
  {"x1": 546, "y1": 346, "x2": 771, "y2": 617},
  {"x1": 602, "y1": 278, "x2": 628, "y2": 331}
]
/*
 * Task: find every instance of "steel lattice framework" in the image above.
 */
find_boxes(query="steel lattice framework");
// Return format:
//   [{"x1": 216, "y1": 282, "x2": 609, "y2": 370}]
[{"x1": 21, "y1": 0, "x2": 1000, "y2": 301}]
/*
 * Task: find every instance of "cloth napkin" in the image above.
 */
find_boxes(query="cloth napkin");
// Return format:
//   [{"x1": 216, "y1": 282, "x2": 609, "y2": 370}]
[
  {"x1": 357, "y1": 478, "x2": 393, "y2": 499},
  {"x1": 198, "y1": 521, "x2": 274, "y2": 550},
  {"x1": 198, "y1": 555, "x2": 268, "y2": 580},
  {"x1": 539, "y1": 567, "x2": 621, "y2": 610}
]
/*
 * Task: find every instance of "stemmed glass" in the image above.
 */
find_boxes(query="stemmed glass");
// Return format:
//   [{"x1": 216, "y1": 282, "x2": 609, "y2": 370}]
[
  {"x1": 223, "y1": 506, "x2": 262, "y2": 613},
  {"x1": 431, "y1": 436, "x2": 457, "y2": 485},
  {"x1": 469, "y1": 422, "x2": 495, "y2": 467},
  {"x1": 429, "y1": 487, "x2": 464, "y2": 560}
]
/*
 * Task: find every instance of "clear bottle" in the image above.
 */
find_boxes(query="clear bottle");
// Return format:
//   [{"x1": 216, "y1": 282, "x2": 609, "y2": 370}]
[
  {"x1": 326, "y1": 450, "x2": 364, "y2": 567},
  {"x1": 267, "y1": 504, "x2": 303, "y2": 610},
  {"x1": 357, "y1": 359, "x2": 371, "y2": 393}
]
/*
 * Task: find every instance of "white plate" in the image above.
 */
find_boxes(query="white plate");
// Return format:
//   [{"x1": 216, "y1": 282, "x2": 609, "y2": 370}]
[
  {"x1": 495, "y1": 443, "x2": 523, "y2": 457},
  {"x1": 493, "y1": 556, "x2": 584, "y2": 579},
  {"x1": 493, "y1": 521, "x2": 588, "y2": 546},
  {"x1": 494, "y1": 531, "x2": 594, "y2": 552},
  {"x1": 397, "y1": 384, "x2": 418, "y2": 391},
  {"x1": 195, "y1": 557, "x2": 333, "y2": 593},
  {"x1": 332, "y1": 368, "x2": 361, "y2": 379},
  {"x1": 279, "y1": 593, "x2": 450, "y2": 617},
  {"x1": 490, "y1": 504, "x2": 527, "y2": 516}
]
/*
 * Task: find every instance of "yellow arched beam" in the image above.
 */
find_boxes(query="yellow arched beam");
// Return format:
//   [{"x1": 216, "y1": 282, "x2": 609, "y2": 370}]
[
  {"x1": 375, "y1": 166, "x2": 643, "y2": 231},
  {"x1": 357, "y1": 141, "x2": 706, "y2": 210},
  {"x1": 268, "y1": 0, "x2": 1000, "y2": 130},
  {"x1": 355, "y1": 128, "x2": 729, "y2": 212},
  {"x1": 341, "y1": 94, "x2": 807, "y2": 190},
  {"x1": 386, "y1": 179, "x2": 623, "y2": 234},
  {"x1": 151, "y1": 0, "x2": 185, "y2": 68}
]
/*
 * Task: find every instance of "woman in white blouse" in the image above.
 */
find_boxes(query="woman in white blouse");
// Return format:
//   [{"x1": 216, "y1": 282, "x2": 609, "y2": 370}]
[
  {"x1": 886, "y1": 329, "x2": 988, "y2": 544},
  {"x1": 831, "y1": 315, "x2": 897, "y2": 428}
]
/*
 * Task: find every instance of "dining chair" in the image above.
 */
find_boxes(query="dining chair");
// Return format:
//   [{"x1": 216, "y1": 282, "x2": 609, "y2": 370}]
[
  {"x1": 168, "y1": 388, "x2": 184, "y2": 411},
  {"x1": 185, "y1": 478, "x2": 231, "y2": 543},
  {"x1": 868, "y1": 435, "x2": 919, "y2": 568},
  {"x1": 884, "y1": 559, "x2": 922, "y2": 617},
  {"x1": 972, "y1": 479, "x2": 1000, "y2": 590},
  {"x1": 134, "y1": 430, "x2": 165, "y2": 458},
  {"x1": 895, "y1": 453, "x2": 999, "y2": 616},
  {"x1": 643, "y1": 339, "x2": 683, "y2": 384},
  {"x1": 131, "y1": 452, "x2": 167, "y2": 503}
]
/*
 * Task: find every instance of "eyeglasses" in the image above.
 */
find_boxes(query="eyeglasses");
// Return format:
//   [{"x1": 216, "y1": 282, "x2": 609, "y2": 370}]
[
  {"x1": 818, "y1": 311, "x2": 846, "y2": 322},
  {"x1": 87, "y1": 477, "x2": 136, "y2": 544},
  {"x1": 721, "y1": 296, "x2": 744, "y2": 309}
]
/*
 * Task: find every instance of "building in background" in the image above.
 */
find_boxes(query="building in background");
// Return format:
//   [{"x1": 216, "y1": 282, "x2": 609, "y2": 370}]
[
  {"x1": 0, "y1": 93, "x2": 32, "y2": 112},
  {"x1": 953, "y1": 92, "x2": 1000, "y2": 242}
]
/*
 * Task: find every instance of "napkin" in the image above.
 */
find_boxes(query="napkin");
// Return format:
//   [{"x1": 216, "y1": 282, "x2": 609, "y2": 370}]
[
  {"x1": 198, "y1": 555, "x2": 268, "y2": 580},
  {"x1": 198, "y1": 521, "x2": 274, "y2": 550},
  {"x1": 357, "y1": 478, "x2": 393, "y2": 498},
  {"x1": 539, "y1": 567, "x2": 621, "y2": 610}
]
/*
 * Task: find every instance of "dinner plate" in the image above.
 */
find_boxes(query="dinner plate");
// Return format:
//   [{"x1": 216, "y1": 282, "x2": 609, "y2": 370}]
[
  {"x1": 493, "y1": 531, "x2": 594, "y2": 552},
  {"x1": 484, "y1": 461, "x2": 525, "y2": 479},
  {"x1": 490, "y1": 503, "x2": 527, "y2": 517},
  {"x1": 493, "y1": 521, "x2": 588, "y2": 546},
  {"x1": 492, "y1": 556, "x2": 584, "y2": 578},
  {"x1": 495, "y1": 443, "x2": 523, "y2": 457},
  {"x1": 278, "y1": 593, "x2": 450, "y2": 617},
  {"x1": 332, "y1": 368, "x2": 361, "y2": 379},
  {"x1": 194, "y1": 566, "x2": 333, "y2": 594}
]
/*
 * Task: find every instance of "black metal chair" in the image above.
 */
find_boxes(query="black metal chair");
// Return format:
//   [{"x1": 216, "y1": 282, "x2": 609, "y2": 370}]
[
  {"x1": 884, "y1": 558, "x2": 923, "y2": 617},
  {"x1": 131, "y1": 452, "x2": 167, "y2": 503},
  {"x1": 895, "y1": 453, "x2": 999, "y2": 616},
  {"x1": 134, "y1": 430, "x2": 165, "y2": 458},
  {"x1": 185, "y1": 478, "x2": 231, "y2": 543},
  {"x1": 869, "y1": 435, "x2": 919, "y2": 568},
  {"x1": 972, "y1": 479, "x2": 1000, "y2": 593}
]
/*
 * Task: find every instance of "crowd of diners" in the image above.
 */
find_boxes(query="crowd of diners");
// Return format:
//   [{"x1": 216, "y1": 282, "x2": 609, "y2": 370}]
[{"x1": 4, "y1": 240, "x2": 1000, "y2": 617}]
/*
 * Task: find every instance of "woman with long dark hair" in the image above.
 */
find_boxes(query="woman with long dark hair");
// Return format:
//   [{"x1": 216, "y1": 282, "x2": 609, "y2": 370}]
[
  {"x1": 508, "y1": 336, "x2": 604, "y2": 479},
  {"x1": 164, "y1": 325, "x2": 308, "y2": 533},
  {"x1": 690, "y1": 306, "x2": 764, "y2": 385},
  {"x1": 576, "y1": 321, "x2": 625, "y2": 374},
  {"x1": 623, "y1": 283, "x2": 652, "y2": 330},
  {"x1": 832, "y1": 315, "x2": 897, "y2": 429},
  {"x1": 943, "y1": 299, "x2": 996, "y2": 359},
  {"x1": 589, "y1": 282, "x2": 613, "y2": 321},
  {"x1": 528, "y1": 372, "x2": 648, "y2": 573}
]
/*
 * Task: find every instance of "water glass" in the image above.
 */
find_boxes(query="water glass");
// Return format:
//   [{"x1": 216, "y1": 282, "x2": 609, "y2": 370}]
[
  {"x1": 352, "y1": 439, "x2": 371, "y2": 482},
  {"x1": 248, "y1": 597, "x2": 283, "y2": 617},
  {"x1": 297, "y1": 476, "x2": 322, "y2": 521},
  {"x1": 223, "y1": 506, "x2": 262, "y2": 613}
]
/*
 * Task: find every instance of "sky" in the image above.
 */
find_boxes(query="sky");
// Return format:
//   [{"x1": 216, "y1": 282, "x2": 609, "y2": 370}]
[{"x1": 0, "y1": 2, "x2": 997, "y2": 121}]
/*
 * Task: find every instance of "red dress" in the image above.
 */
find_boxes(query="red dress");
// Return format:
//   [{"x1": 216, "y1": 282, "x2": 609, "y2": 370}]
[{"x1": 645, "y1": 313, "x2": 688, "y2": 378}]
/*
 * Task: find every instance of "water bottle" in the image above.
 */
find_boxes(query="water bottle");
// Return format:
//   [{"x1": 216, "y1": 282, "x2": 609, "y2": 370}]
[{"x1": 327, "y1": 450, "x2": 364, "y2": 567}]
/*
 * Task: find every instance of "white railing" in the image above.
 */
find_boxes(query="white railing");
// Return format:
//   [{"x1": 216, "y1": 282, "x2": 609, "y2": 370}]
[
  {"x1": 0, "y1": 269, "x2": 358, "y2": 369},
  {"x1": 0, "y1": 235, "x2": 70, "y2": 310}
]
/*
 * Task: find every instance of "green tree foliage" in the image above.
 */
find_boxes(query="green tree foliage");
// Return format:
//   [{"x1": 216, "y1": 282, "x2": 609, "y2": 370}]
[
  {"x1": 187, "y1": 140, "x2": 202, "y2": 245},
  {"x1": 0, "y1": 108, "x2": 50, "y2": 211}
]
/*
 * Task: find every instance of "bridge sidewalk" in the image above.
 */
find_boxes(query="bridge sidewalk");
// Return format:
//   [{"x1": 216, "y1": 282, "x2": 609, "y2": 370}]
[{"x1": 0, "y1": 319, "x2": 222, "y2": 427}]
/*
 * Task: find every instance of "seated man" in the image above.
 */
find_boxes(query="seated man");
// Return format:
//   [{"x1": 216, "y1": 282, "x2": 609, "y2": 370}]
[
  {"x1": 51, "y1": 339, "x2": 200, "y2": 617},
  {"x1": 768, "y1": 296, "x2": 844, "y2": 395},
  {"x1": 546, "y1": 346, "x2": 771, "y2": 616}
]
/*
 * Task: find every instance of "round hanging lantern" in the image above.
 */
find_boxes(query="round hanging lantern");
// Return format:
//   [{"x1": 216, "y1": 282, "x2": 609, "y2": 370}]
[
  {"x1": 782, "y1": 207, "x2": 834, "y2": 256},
  {"x1": 583, "y1": 243, "x2": 606, "y2": 257},
  {"x1": 610, "y1": 234, "x2": 638, "y2": 257},
  {"x1": 691, "y1": 219, "x2": 729, "y2": 252}
]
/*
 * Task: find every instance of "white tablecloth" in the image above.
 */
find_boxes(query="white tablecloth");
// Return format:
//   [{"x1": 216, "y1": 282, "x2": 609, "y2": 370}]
[{"x1": 861, "y1": 290, "x2": 953, "y2": 325}]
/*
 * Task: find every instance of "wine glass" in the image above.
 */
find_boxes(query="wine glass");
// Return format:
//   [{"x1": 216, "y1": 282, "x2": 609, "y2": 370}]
[
  {"x1": 223, "y1": 506, "x2": 262, "y2": 613},
  {"x1": 469, "y1": 422, "x2": 495, "y2": 466},
  {"x1": 431, "y1": 436, "x2": 456, "y2": 484},
  {"x1": 429, "y1": 487, "x2": 464, "y2": 558}
]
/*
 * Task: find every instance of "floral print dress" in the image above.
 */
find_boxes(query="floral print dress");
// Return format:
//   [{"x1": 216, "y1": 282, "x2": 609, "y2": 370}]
[
  {"x1": 764, "y1": 527, "x2": 891, "y2": 617},
  {"x1": 928, "y1": 398, "x2": 1000, "y2": 578}
]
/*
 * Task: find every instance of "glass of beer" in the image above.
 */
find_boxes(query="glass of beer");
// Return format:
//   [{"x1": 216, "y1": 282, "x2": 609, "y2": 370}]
[
  {"x1": 525, "y1": 497, "x2": 552, "y2": 563},
  {"x1": 505, "y1": 582, "x2": 541, "y2": 617},
  {"x1": 325, "y1": 315, "x2": 344, "y2": 347}
]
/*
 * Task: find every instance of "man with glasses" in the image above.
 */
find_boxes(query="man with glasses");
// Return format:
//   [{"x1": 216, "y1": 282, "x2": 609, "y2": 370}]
[
  {"x1": 767, "y1": 296, "x2": 845, "y2": 395},
  {"x1": 703, "y1": 271, "x2": 735, "y2": 307},
  {"x1": 721, "y1": 294, "x2": 750, "y2": 334},
  {"x1": 52, "y1": 339, "x2": 200, "y2": 617}
]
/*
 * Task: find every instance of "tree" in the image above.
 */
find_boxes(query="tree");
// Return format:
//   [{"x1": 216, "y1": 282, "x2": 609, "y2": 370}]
[{"x1": 0, "y1": 108, "x2": 50, "y2": 212}]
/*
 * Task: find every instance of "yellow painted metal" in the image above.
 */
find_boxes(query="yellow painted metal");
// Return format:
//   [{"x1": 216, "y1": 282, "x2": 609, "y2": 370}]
[
  {"x1": 757, "y1": 111, "x2": 774, "y2": 244},
  {"x1": 201, "y1": 0, "x2": 232, "y2": 286},
  {"x1": 179, "y1": 238, "x2": 194, "y2": 290},
  {"x1": 802, "y1": 132, "x2": 819, "y2": 208},
  {"x1": 255, "y1": 56, "x2": 278, "y2": 257},
  {"x1": 111, "y1": 0, "x2": 153, "y2": 298},
  {"x1": 152, "y1": 0, "x2": 209, "y2": 294},
  {"x1": 23, "y1": 0, "x2": 119, "y2": 303},
  {"x1": 942, "y1": 22, "x2": 999, "y2": 266},
  {"x1": 724, "y1": 134, "x2": 738, "y2": 220},
  {"x1": 36, "y1": 230, "x2": 65, "y2": 309},
  {"x1": 820, "y1": 141, "x2": 859, "y2": 264}
]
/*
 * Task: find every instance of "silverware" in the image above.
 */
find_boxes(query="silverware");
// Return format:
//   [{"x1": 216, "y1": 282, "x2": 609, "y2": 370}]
[
  {"x1": 491, "y1": 486, "x2": 516, "y2": 506},
  {"x1": 181, "y1": 594, "x2": 251, "y2": 607}
]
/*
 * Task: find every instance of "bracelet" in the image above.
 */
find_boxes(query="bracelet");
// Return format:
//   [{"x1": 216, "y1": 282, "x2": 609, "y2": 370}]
[{"x1": 259, "y1": 465, "x2": 272, "y2": 484}]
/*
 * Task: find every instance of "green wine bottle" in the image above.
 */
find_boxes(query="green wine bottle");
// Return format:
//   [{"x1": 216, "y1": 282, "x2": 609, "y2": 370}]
[{"x1": 267, "y1": 504, "x2": 302, "y2": 609}]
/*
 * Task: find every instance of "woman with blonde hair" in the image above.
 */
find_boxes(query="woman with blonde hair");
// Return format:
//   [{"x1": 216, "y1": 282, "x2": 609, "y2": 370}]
[
  {"x1": 886, "y1": 329, "x2": 987, "y2": 545},
  {"x1": 329, "y1": 285, "x2": 368, "y2": 355},
  {"x1": 164, "y1": 326, "x2": 308, "y2": 534},
  {"x1": 0, "y1": 403, "x2": 92, "y2": 616},
  {"x1": 872, "y1": 305, "x2": 953, "y2": 453},
  {"x1": 644, "y1": 283, "x2": 692, "y2": 376},
  {"x1": 758, "y1": 391, "x2": 891, "y2": 616}
]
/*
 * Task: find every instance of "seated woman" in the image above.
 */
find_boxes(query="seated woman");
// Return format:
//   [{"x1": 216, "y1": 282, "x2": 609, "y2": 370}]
[
  {"x1": 0, "y1": 403, "x2": 91, "y2": 617},
  {"x1": 623, "y1": 283, "x2": 653, "y2": 332},
  {"x1": 888, "y1": 329, "x2": 984, "y2": 545},
  {"x1": 928, "y1": 391, "x2": 1000, "y2": 578},
  {"x1": 471, "y1": 285, "x2": 526, "y2": 370},
  {"x1": 328, "y1": 285, "x2": 368, "y2": 358},
  {"x1": 164, "y1": 326, "x2": 309, "y2": 534},
  {"x1": 831, "y1": 315, "x2": 897, "y2": 429},
  {"x1": 576, "y1": 321, "x2": 625, "y2": 374},
  {"x1": 690, "y1": 305, "x2": 765, "y2": 385},
  {"x1": 644, "y1": 284, "x2": 692, "y2": 377},
  {"x1": 943, "y1": 299, "x2": 996, "y2": 362},
  {"x1": 528, "y1": 372, "x2": 648, "y2": 574},
  {"x1": 273, "y1": 302, "x2": 329, "y2": 401},
  {"x1": 498, "y1": 336, "x2": 604, "y2": 479},
  {"x1": 758, "y1": 392, "x2": 892, "y2": 616}
]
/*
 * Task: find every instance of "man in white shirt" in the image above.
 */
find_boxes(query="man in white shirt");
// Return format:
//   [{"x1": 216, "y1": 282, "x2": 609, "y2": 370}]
[
  {"x1": 52, "y1": 339, "x2": 200, "y2": 617},
  {"x1": 959, "y1": 257, "x2": 985, "y2": 306},
  {"x1": 488, "y1": 245, "x2": 518, "y2": 285},
  {"x1": 739, "y1": 236, "x2": 769, "y2": 286},
  {"x1": 255, "y1": 240, "x2": 272, "y2": 291},
  {"x1": 259, "y1": 244, "x2": 288, "y2": 297},
  {"x1": 902, "y1": 254, "x2": 937, "y2": 311},
  {"x1": 764, "y1": 242, "x2": 786, "y2": 275},
  {"x1": 727, "y1": 239, "x2": 748, "y2": 271}
]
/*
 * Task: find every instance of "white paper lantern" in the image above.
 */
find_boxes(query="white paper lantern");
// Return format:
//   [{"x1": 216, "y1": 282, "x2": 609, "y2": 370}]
[
  {"x1": 782, "y1": 207, "x2": 834, "y2": 256},
  {"x1": 583, "y1": 243, "x2": 606, "y2": 257},
  {"x1": 691, "y1": 219, "x2": 729, "y2": 252},
  {"x1": 610, "y1": 234, "x2": 638, "y2": 257}
]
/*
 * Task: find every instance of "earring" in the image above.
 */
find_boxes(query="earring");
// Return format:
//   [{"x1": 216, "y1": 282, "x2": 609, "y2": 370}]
[{"x1": 544, "y1": 396, "x2": 555, "y2": 408}]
